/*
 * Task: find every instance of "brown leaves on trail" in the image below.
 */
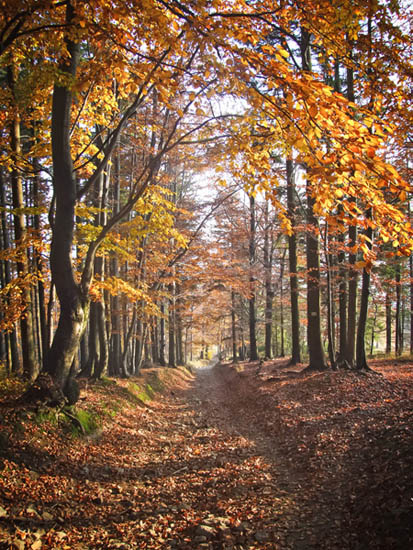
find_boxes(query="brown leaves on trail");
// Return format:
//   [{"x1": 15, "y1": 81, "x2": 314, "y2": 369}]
[{"x1": 0, "y1": 362, "x2": 412, "y2": 549}]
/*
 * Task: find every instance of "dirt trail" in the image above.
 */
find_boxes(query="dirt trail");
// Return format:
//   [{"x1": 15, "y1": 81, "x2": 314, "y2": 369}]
[
  {"x1": 184, "y1": 363, "x2": 341, "y2": 550},
  {"x1": 2, "y1": 360, "x2": 411, "y2": 549}
]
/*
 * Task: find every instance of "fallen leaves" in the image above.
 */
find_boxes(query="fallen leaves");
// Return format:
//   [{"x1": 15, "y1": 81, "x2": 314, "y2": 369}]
[{"x1": 0, "y1": 362, "x2": 412, "y2": 548}]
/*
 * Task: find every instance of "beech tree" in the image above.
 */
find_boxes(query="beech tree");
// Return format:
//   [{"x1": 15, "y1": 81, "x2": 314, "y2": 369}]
[{"x1": 0, "y1": 0, "x2": 412, "y2": 395}]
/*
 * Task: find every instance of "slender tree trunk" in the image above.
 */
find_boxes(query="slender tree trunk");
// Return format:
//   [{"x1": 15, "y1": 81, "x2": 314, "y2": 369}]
[
  {"x1": 0, "y1": 173, "x2": 20, "y2": 373},
  {"x1": 159, "y1": 301, "x2": 166, "y2": 366},
  {"x1": 249, "y1": 194, "x2": 258, "y2": 361},
  {"x1": 395, "y1": 262, "x2": 402, "y2": 356},
  {"x1": 8, "y1": 78, "x2": 37, "y2": 380},
  {"x1": 301, "y1": 27, "x2": 327, "y2": 371},
  {"x1": 264, "y1": 200, "x2": 273, "y2": 359},
  {"x1": 33, "y1": 164, "x2": 48, "y2": 363},
  {"x1": 410, "y1": 254, "x2": 413, "y2": 354},
  {"x1": 280, "y1": 249, "x2": 286, "y2": 357},
  {"x1": 355, "y1": 215, "x2": 373, "y2": 371},
  {"x1": 168, "y1": 283, "x2": 176, "y2": 367},
  {"x1": 386, "y1": 290, "x2": 392, "y2": 355},
  {"x1": 324, "y1": 225, "x2": 337, "y2": 369},
  {"x1": 286, "y1": 158, "x2": 301, "y2": 365},
  {"x1": 231, "y1": 291, "x2": 238, "y2": 362},
  {"x1": 344, "y1": 60, "x2": 358, "y2": 368},
  {"x1": 370, "y1": 303, "x2": 378, "y2": 356},
  {"x1": 110, "y1": 147, "x2": 122, "y2": 375},
  {"x1": 337, "y1": 222, "x2": 347, "y2": 365}
]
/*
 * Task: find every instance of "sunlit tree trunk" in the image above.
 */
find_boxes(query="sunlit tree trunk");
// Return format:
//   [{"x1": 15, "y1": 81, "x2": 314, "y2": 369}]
[{"x1": 8, "y1": 67, "x2": 37, "y2": 380}]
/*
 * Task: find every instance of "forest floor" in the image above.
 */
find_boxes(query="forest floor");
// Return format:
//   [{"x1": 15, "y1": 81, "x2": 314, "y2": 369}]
[{"x1": 0, "y1": 357, "x2": 412, "y2": 549}]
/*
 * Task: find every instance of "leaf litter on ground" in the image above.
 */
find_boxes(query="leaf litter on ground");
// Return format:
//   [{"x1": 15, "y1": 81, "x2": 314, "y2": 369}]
[{"x1": 0, "y1": 359, "x2": 412, "y2": 549}]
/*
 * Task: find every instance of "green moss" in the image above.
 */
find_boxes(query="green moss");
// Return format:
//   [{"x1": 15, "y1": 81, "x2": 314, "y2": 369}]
[
  {"x1": 127, "y1": 374, "x2": 164, "y2": 403},
  {"x1": 71, "y1": 409, "x2": 100, "y2": 436},
  {"x1": 35, "y1": 409, "x2": 59, "y2": 426}
]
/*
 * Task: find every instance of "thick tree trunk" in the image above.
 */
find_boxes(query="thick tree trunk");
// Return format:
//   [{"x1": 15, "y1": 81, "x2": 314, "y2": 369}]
[
  {"x1": 43, "y1": 5, "x2": 85, "y2": 392},
  {"x1": 286, "y1": 159, "x2": 301, "y2": 365},
  {"x1": 305, "y1": 181, "x2": 328, "y2": 370}
]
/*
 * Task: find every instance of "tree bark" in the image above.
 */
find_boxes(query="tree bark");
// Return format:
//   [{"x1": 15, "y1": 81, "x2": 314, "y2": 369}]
[
  {"x1": 305, "y1": 180, "x2": 328, "y2": 370},
  {"x1": 8, "y1": 69, "x2": 37, "y2": 380},
  {"x1": 386, "y1": 289, "x2": 392, "y2": 355},
  {"x1": 355, "y1": 217, "x2": 373, "y2": 371},
  {"x1": 263, "y1": 200, "x2": 273, "y2": 359},
  {"x1": 248, "y1": 193, "x2": 258, "y2": 361},
  {"x1": 301, "y1": 28, "x2": 327, "y2": 371},
  {"x1": 395, "y1": 262, "x2": 402, "y2": 356},
  {"x1": 43, "y1": 3, "x2": 85, "y2": 391},
  {"x1": 286, "y1": 159, "x2": 301, "y2": 365}
]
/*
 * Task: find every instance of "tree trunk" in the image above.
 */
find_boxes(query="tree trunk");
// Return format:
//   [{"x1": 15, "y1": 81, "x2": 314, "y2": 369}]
[
  {"x1": 231, "y1": 291, "x2": 238, "y2": 362},
  {"x1": 168, "y1": 283, "x2": 176, "y2": 367},
  {"x1": 395, "y1": 262, "x2": 402, "y2": 356},
  {"x1": 324, "y1": 225, "x2": 337, "y2": 369},
  {"x1": 0, "y1": 172, "x2": 20, "y2": 373},
  {"x1": 249, "y1": 194, "x2": 258, "y2": 361},
  {"x1": 305, "y1": 180, "x2": 328, "y2": 370},
  {"x1": 386, "y1": 290, "x2": 392, "y2": 355},
  {"x1": 344, "y1": 61, "x2": 358, "y2": 368},
  {"x1": 43, "y1": 3, "x2": 85, "y2": 393},
  {"x1": 263, "y1": 200, "x2": 273, "y2": 359},
  {"x1": 8, "y1": 77, "x2": 37, "y2": 380},
  {"x1": 286, "y1": 158, "x2": 301, "y2": 365},
  {"x1": 410, "y1": 253, "x2": 413, "y2": 354},
  {"x1": 355, "y1": 216, "x2": 373, "y2": 371},
  {"x1": 159, "y1": 301, "x2": 166, "y2": 366}
]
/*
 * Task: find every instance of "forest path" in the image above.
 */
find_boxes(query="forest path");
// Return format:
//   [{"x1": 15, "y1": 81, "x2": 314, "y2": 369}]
[
  {"x1": 181, "y1": 362, "x2": 338, "y2": 550},
  {"x1": 3, "y1": 360, "x2": 412, "y2": 549}
]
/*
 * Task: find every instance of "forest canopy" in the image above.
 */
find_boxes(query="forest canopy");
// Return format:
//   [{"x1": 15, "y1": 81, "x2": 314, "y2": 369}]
[{"x1": 0, "y1": 0, "x2": 412, "y2": 399}]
